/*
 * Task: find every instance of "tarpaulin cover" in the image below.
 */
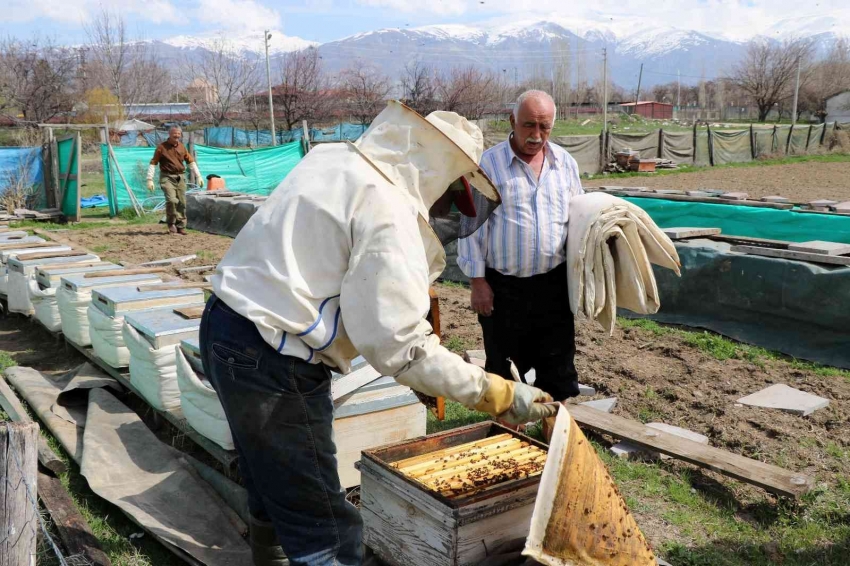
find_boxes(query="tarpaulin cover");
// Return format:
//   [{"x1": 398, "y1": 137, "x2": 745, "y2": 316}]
[
  {"x1": 103, "y1": 142, "x2": 302, "y2": 215},
  {"x1": 660, "y1": 130, "x2": 694, "y2": 164},
  {"x1": 710, "y1": 129, "x2": 752, "y2": 165},
  {"x1": 694, "y1": 128, "x2": 711, "y2": 167},
  {"x1": 623, "y1": 239, "x2": 850, "y2": 369},
  {"x1": 186, "y1": 193, "x2": 263, "y2": 237},
  {"x1": 81, "y1": 195, "x2": 108, "y2": 208},
  {"x1": 809, "y1": 123, "x2": 826, "y2": 146},
  {"x1": 623, "y1": 197, "x2": 850, "y2": 243},
  {"x1": 773, "y1": 125, "x2": 792, "y2": 154},
  {"x1": 204, "y1": 123, "x2": 367, "y2": 147},
  {"x1": 608, "y1": 131, "x2": 659, "y2": 160},
  {"x1": 142, "y1": 130, "x2": 171, "y2": 146},
  {"x1": 753, "y1": 127, "x2": 775, "y2": 157},
  {"x1": 553, "y1": 134, "x2": 602, "y2": 174},
  {"x1": 0, "y1": 147, "x2": 45, "y2": 208},
  {"x1": 788, "y1": 125, "x2": 811, "y2": 155}
]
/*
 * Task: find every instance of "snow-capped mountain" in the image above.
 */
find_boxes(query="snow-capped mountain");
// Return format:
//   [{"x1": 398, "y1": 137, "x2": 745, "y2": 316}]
[{"x1": 149, "y1": 13, "x2": 848, "y2": 89}]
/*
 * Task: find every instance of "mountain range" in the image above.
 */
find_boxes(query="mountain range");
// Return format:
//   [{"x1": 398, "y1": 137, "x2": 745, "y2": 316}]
[{"x1": 145, "y1": 15, "x2": 849, "y2": 89}]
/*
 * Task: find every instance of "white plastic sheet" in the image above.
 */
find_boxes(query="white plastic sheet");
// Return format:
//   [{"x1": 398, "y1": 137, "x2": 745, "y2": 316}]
[
  {"x1": 88, "y1": 304, "x2": 131, "y2": 368},
  {"x1": 122, "y1": 322, "x2": 181, "y2": 411},
  {"x1": 29, "y1": 280, "x2": 61, "y2": 332},
  {"x1": 57, "y1": 287, "x2": 94, "y2": 346},
  {"x1": 175, "y1": 347, "x2": 234, "y2": 450},
  {"x1": 567, "y1": 193, "x2": 680, "y2": 334},
  {"x1": 7, "y1": 270, "x2": 34, "y2": 314}
]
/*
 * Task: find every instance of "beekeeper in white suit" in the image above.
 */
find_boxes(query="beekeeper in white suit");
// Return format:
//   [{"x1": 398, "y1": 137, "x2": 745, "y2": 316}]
[{"x1": 200, "y1": 101, "x2": 558, "y2": 566}]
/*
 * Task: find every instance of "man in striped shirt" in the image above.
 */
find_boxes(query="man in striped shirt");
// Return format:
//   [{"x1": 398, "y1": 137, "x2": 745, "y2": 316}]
[{"x1": 458, "y1": 90, "x2": 583, "y2": 404}]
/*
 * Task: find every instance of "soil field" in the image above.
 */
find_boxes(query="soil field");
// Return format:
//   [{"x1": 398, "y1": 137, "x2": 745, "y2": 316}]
[{"x1": 584, "y1": 160, "x2": 850, "y2": 202}]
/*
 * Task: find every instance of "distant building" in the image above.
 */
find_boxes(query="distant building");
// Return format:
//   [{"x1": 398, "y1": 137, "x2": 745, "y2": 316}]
[
  {"x1": 825, "y1": 91, "x2": 850, "y2": 123},
  {"x1": 186, "y1": 78, "x2": 218, "y2": 108},
  {"x1": 619, "y1": 101, "x2": 674, "y2": 120}
]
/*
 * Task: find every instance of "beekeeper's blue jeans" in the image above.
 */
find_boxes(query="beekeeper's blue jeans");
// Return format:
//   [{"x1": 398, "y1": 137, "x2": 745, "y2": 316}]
[{"x1": 200, "y1": 294, "x2": 363, "y2": 566}]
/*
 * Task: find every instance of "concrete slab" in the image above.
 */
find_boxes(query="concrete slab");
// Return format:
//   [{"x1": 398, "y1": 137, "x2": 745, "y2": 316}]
[
  {"x1": 663, "y1": 227, "x2": 722, "y2": 240},
  {"x1": 465, "y1": 350, "x2": 486, "y2": 361},
  {"x1": 653, "y1": 189, "x2": 683, "y2": 195},
  {"x1": 787, "y1": 240, "x2": 850, "y2": 256},
  {"x1": 809, "y1": 199, "x2": 838, "y2": 207},
  {"x1": 761, "y1": 195, "x2": 790, "y2": 203},
  {"x1": 580, "y1": 397, "x2": 618, "y2": 413},
  {"x1": 611, "y1": 422, "x2": 708, "y2": 461},
  {"x1": 685, "y1": 190, "x2": 711, "y2": 197},
  {"x1": 657, "y1": 559, "x2": 673, "y2": 566},
  {"x1": 737, "y1": 384, "x2": 830, "y2": 416},
  {"x1": 832, "y1": 202, "x2": 850, "y2": 213},
  {"x1": 719, "y1": 192, "x2": 749, "y2": 201}
]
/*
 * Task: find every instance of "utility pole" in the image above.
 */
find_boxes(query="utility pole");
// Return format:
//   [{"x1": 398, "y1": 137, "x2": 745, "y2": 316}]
[
  {"x1": 602, "y1": 47, "x2": 608, "y2": 136},
  {"x1": 634, "y1": 63, "x2": 644, "y2": 115},
  {"x1": 264, "y1": 30, "x2": 277, "y2": 145},
  {"x1": 791, "y1": 56, "x2": 801, "y2": 126},
  {"x1": 677, "y1": 69, "x2": 681, "y2": 109}
]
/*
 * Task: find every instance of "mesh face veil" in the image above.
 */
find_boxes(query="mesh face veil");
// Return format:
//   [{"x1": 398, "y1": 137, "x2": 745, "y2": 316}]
[{"x1": 429, "y1": 177, "x2": 500, "y2": 246}]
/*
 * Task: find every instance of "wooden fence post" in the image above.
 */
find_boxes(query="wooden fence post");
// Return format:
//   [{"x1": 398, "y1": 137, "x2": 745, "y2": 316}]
[{"x1": 0, "y1": 421, "x2": 39, "y2": 566}]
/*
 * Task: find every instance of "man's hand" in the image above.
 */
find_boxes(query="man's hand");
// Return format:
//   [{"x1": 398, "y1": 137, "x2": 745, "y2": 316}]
[
  {"x1": 470, "y1": 277, "x2": 494, "y2": 316},
  {"x1": 197, "y1": 176, "x2": 204, "y2": 188},
  {"x1": 146, "y1": 179, "x2": 155, "y2": 193}
]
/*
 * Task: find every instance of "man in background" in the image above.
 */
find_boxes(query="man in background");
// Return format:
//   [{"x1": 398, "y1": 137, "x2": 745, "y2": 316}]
[
  {"x1": 458, "y1": 90, "x2": 584, "y2": 417},
  {"x1": 146, "y1": 126, "x2": 203, "y2": 235}
]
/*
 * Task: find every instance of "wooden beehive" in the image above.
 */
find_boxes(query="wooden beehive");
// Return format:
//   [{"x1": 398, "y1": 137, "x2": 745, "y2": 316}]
[
  {"x1": 360, "y1": 422, "x2": 548, "y2": 566},
  {"x1": 36, "y1": 263, "x2": 117, "y2": 289},
  {"x1": 61, "y1": 273, "x2": 162, "y2": 293},
  {"x1": 124, "y1": 306, "x2": 203, "y2": 349},
  {"x1": 92, "y1": 285, "x2": 205, "y2": 317},
  {"x1": 7, "y1": 254, "x2": 101, "y2": 276},
  {"x1": 1, "y1": 246, "x2": 71, "y2": 264}
]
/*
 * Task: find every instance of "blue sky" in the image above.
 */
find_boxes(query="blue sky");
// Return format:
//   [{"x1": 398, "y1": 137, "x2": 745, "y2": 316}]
[{"x1": 3, "y1": 0, "x2": 849, "y2": 45}]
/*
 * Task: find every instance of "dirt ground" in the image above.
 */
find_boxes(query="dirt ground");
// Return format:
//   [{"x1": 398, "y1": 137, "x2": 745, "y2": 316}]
[
  {"x1": 435, "y1": 283, "x2": 850, "y2": 536},
  {"x1": 584, "y1": 160, "x2": 850, "y2": 202}
]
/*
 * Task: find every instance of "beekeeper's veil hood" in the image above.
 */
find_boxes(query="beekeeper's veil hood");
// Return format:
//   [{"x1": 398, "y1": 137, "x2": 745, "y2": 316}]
[{"x1": 353, "y1": 101, "x2": 501, "y2": 258}]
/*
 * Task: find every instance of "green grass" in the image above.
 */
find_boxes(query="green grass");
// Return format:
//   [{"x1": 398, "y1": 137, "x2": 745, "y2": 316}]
[
  {"x1": 443, "y1": 336, "x2": 471, "y2": 355},
  {"x1": 437, "y1": 279, "x2": 467, "y2": 289},
  {"x1": 425, "y1": 400, "x2": 490, "y2": 434}
]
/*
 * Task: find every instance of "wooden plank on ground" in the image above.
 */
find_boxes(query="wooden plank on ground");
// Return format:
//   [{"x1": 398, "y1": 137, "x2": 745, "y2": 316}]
[
  {"x1": 730, "y1": 245, "x2": 850, "y2": 266},
  {"x1": 140, "y1": 254, "x2": 197, "y2": 267},
  {"x1": 663, "y1": 227, "x2": 722, "y2": 240},
  {"x1": 139, "y1": 283, "x2": 212, "y2": 291},
  {"x1": 707, "y1": 235, "x2": 791, "y2": 248},
  {"x1": 174, "y1": 305, "x2": 205, "y2": 319},
  {"x1": 568, "y1": 404, "x2": 813, "y2": 498},
  {"x1": 178, "y1": 265, "x2": 216, "y2": 274},
  {"x1": 37, "y1": 471, "x2": 112, "y2": 566},
  {"x1": 15, "y1": 250, "x2": 88, "y2": 262},
  {"x1": 0, "y1": 242, "x2": 55, "y2": 251},
  {"x1": 0, "y1": 421, "x2": 39, "y2": 563},
  {"x1": 0, "y1": 375, "x2": 66, "y2": 475},
  {"x1": 85, "y1": 267, "x2": 170, "y2": 278}
]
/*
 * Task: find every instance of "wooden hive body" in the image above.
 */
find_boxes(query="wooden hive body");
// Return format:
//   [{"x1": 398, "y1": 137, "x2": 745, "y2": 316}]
[
  {"x1": 124, "y1": 307, "x2": 203, "y2": 349},
  {"x1": 7, "y1": 254, "x2": 100, "y2": 276},
  {"x1": 1, "y1": 246, "x2": 71, "y2": 264},
  {"x1": 61, "y1": 273, "x2": 162, "y2": 292},
  {"x1": 361, "y1": 422, "x2": 547, "y2": 566},
  {"x1": 92, "y1": 285, "x2": 205, "y2": 317},
  {"x1": 36, "y1": 263, "x2": 117, "y2": 289}
]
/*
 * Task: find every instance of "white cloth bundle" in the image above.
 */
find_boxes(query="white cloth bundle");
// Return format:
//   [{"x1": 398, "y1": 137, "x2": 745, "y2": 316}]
[
  {"x1": 175, "y1": 347, "x2": 234, "y2": 450},
  {"x1": 57, "y1": 287, "x2": 94, "y2": 346},
  {"x1": 8, "y1": 270, "x2": 34, "y2": 314},
  {"x1": 88, "y1": 304, "x2": 131, "y2": 368},
  {"x1": 29, "y1": 280, "x2": 61, "y2": 332},
  {"x1": 0, "y1": 267, "x2": 8, "y2": 295},
  {"x1": 567, "y1": 193, "x2": 680, "y2": 334},
  {"x1": 122, "y1": 322, "x2": 181, "y2": 411}
]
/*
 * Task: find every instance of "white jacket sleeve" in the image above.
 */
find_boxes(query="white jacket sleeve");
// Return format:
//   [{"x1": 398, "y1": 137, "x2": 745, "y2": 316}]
[{"x1": 339, "y1": 195, "x2": 489, "y2": 408}]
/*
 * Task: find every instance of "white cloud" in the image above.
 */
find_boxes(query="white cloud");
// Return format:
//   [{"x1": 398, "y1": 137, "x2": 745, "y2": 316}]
[{"x1": 193, "y1": 0, "x2": 282, "y2": 30}]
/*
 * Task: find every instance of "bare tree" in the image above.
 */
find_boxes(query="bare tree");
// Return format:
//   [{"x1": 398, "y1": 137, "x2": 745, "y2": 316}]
[
  {"x1": 0, "y1": 36, "x2": 76, "y2": 125},
  {"x1": 435, "y1": 66, "x2": 499, "y2": 119},
  {"x1": 275, "y1": 47, "x2": 331, "y2": 131},
  {"x1": 801, "y1": 37, "x2": 850, "y2": 121},
  {"x1": 84, "y1": 8, "x2": 172, "y2": 115},
  {"x1": 187, "y1": 38, "x2": 261, "y2": 126},
  {"x1": 399, "y1": 61, "x2": 438, "y2": 116},
  {"x1": 339, "y1": 61, "x2": 391, "y2": 125},
  {"x1": 731, "y1": 38, "x2": 815, "y2": 122}
]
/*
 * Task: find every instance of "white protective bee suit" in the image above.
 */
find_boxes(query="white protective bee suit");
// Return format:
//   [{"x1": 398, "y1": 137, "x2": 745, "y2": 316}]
[{"x1": 211, "y1": 101, "x2": 502, "y2": 408}]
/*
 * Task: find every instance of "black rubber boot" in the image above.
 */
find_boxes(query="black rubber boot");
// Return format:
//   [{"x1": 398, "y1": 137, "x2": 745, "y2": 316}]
[{"x1": 249, "y1": 515, "x2": 288, "y2": 566}]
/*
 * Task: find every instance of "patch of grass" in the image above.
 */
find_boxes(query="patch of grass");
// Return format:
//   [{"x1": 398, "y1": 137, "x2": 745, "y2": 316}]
[
  {"x1": 437, "y1": 279, "x2": 467, "y2": 289},
  {"x1": 426, "y1": 400, "x2": 490, "y2": 434},
  {"x1": 788, "y1": 359, "x2": 850, "y2": 380},
  {"x1": 443, "y1": 335, "x2": 470, "y2": 355},
  {"x1": 9, "y1": 219, "x2": 114, "y2": 231},
  {"x1": 0, "y1": 350, "x2": 17, "y2": 372},
  {"x1": 637, "y1": 406, "x2": 663, "y2": 423},
  {"x1": 91, "y1": 244, "x2": 111, "y2": 253},
  {"x1": 618, "y1": 317, "x2": 673, "y2": 336},
  {"x1": 683, "y1": 331, "x2": 740, "y2": 361}
]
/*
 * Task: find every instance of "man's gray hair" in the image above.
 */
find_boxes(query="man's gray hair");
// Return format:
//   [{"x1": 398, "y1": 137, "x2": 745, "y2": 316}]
[
  {"x1": 513, "y1": 90, "x2": 557, "y2": 126},
  {"x1": 169, "y1": 126, "x2": 182, "y2": 132}
]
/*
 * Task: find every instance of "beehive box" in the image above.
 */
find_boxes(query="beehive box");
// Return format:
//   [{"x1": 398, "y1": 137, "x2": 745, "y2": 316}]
[
  {"x1": 360, "y1": 422, "x2": 547, "y2": 566},
  {"x1": 92, "y1": 285, "x2": 205, "y2": 317},
  {"x1": 36, "y1": 263, "x2": 117, "y2": 289},
  {"x1": 0, "y1": 236, "x2": 44, "y2": 245},
  {"x1": 180, "y1": 337, "x2": 204, "y2": 375},
  {"x1": 7, "y1": 254, "x2": 101, "y2": 277},
  {"x1": 124, "y1": 306, "x2": 202, "y2": 349},
  {"x1": 61, "y1": 273, "x2": 162, "y2": 292},
  {"x1": 1, "y1": 246, "x2": 71, "y2": 263}
]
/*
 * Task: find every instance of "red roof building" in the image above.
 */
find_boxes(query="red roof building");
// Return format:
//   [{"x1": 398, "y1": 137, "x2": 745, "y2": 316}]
[{"x1": 620, "y1": 101, "x2": 674, "y2": 120}]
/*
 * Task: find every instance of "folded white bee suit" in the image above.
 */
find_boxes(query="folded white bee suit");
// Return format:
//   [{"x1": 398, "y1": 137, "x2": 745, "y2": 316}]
[{"x1": 212, "y1": 101, "x2": 501, "y2": 408}]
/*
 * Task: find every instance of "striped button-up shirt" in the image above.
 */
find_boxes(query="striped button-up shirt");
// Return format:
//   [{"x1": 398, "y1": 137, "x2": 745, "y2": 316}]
[{"x1": 457, "y1": 136, "x2": 584, "y2": 278}]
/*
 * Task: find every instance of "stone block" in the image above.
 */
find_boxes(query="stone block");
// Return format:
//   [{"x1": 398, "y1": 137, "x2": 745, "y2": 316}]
[
  {"x1": 719, "y1": 192, "x2": 748, "y2": 200},
  {"x1": 831, "y1": 201, "x2": 850, "y2": 213},
  {"x1": 465, "y1": 349, "x2": 486, "y2": 362},
  {"x1": 737, "y1": 384, "x2": 830, "y2": 416},
  {"x1": 657, "y1": 559, "x2": 673, "y2": 566},
  {"x1": 580, "y1": 397, "x2": 618, "y2": 413},
  {"x1": 809, "y1": 199, "x2": 838, "y2": 207},
  {"x1": 787, "y1": 241, "x2": 850, "y2": 256},
  {"x1": 653, "y1": 189, "x2": 683, "y2": 195},
  {"x1": 686, "y1": 190, "x2": 711, "y2": 197},
  {"x1": 663, "y1": 227, "x2": 722, "y2": 240}
]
